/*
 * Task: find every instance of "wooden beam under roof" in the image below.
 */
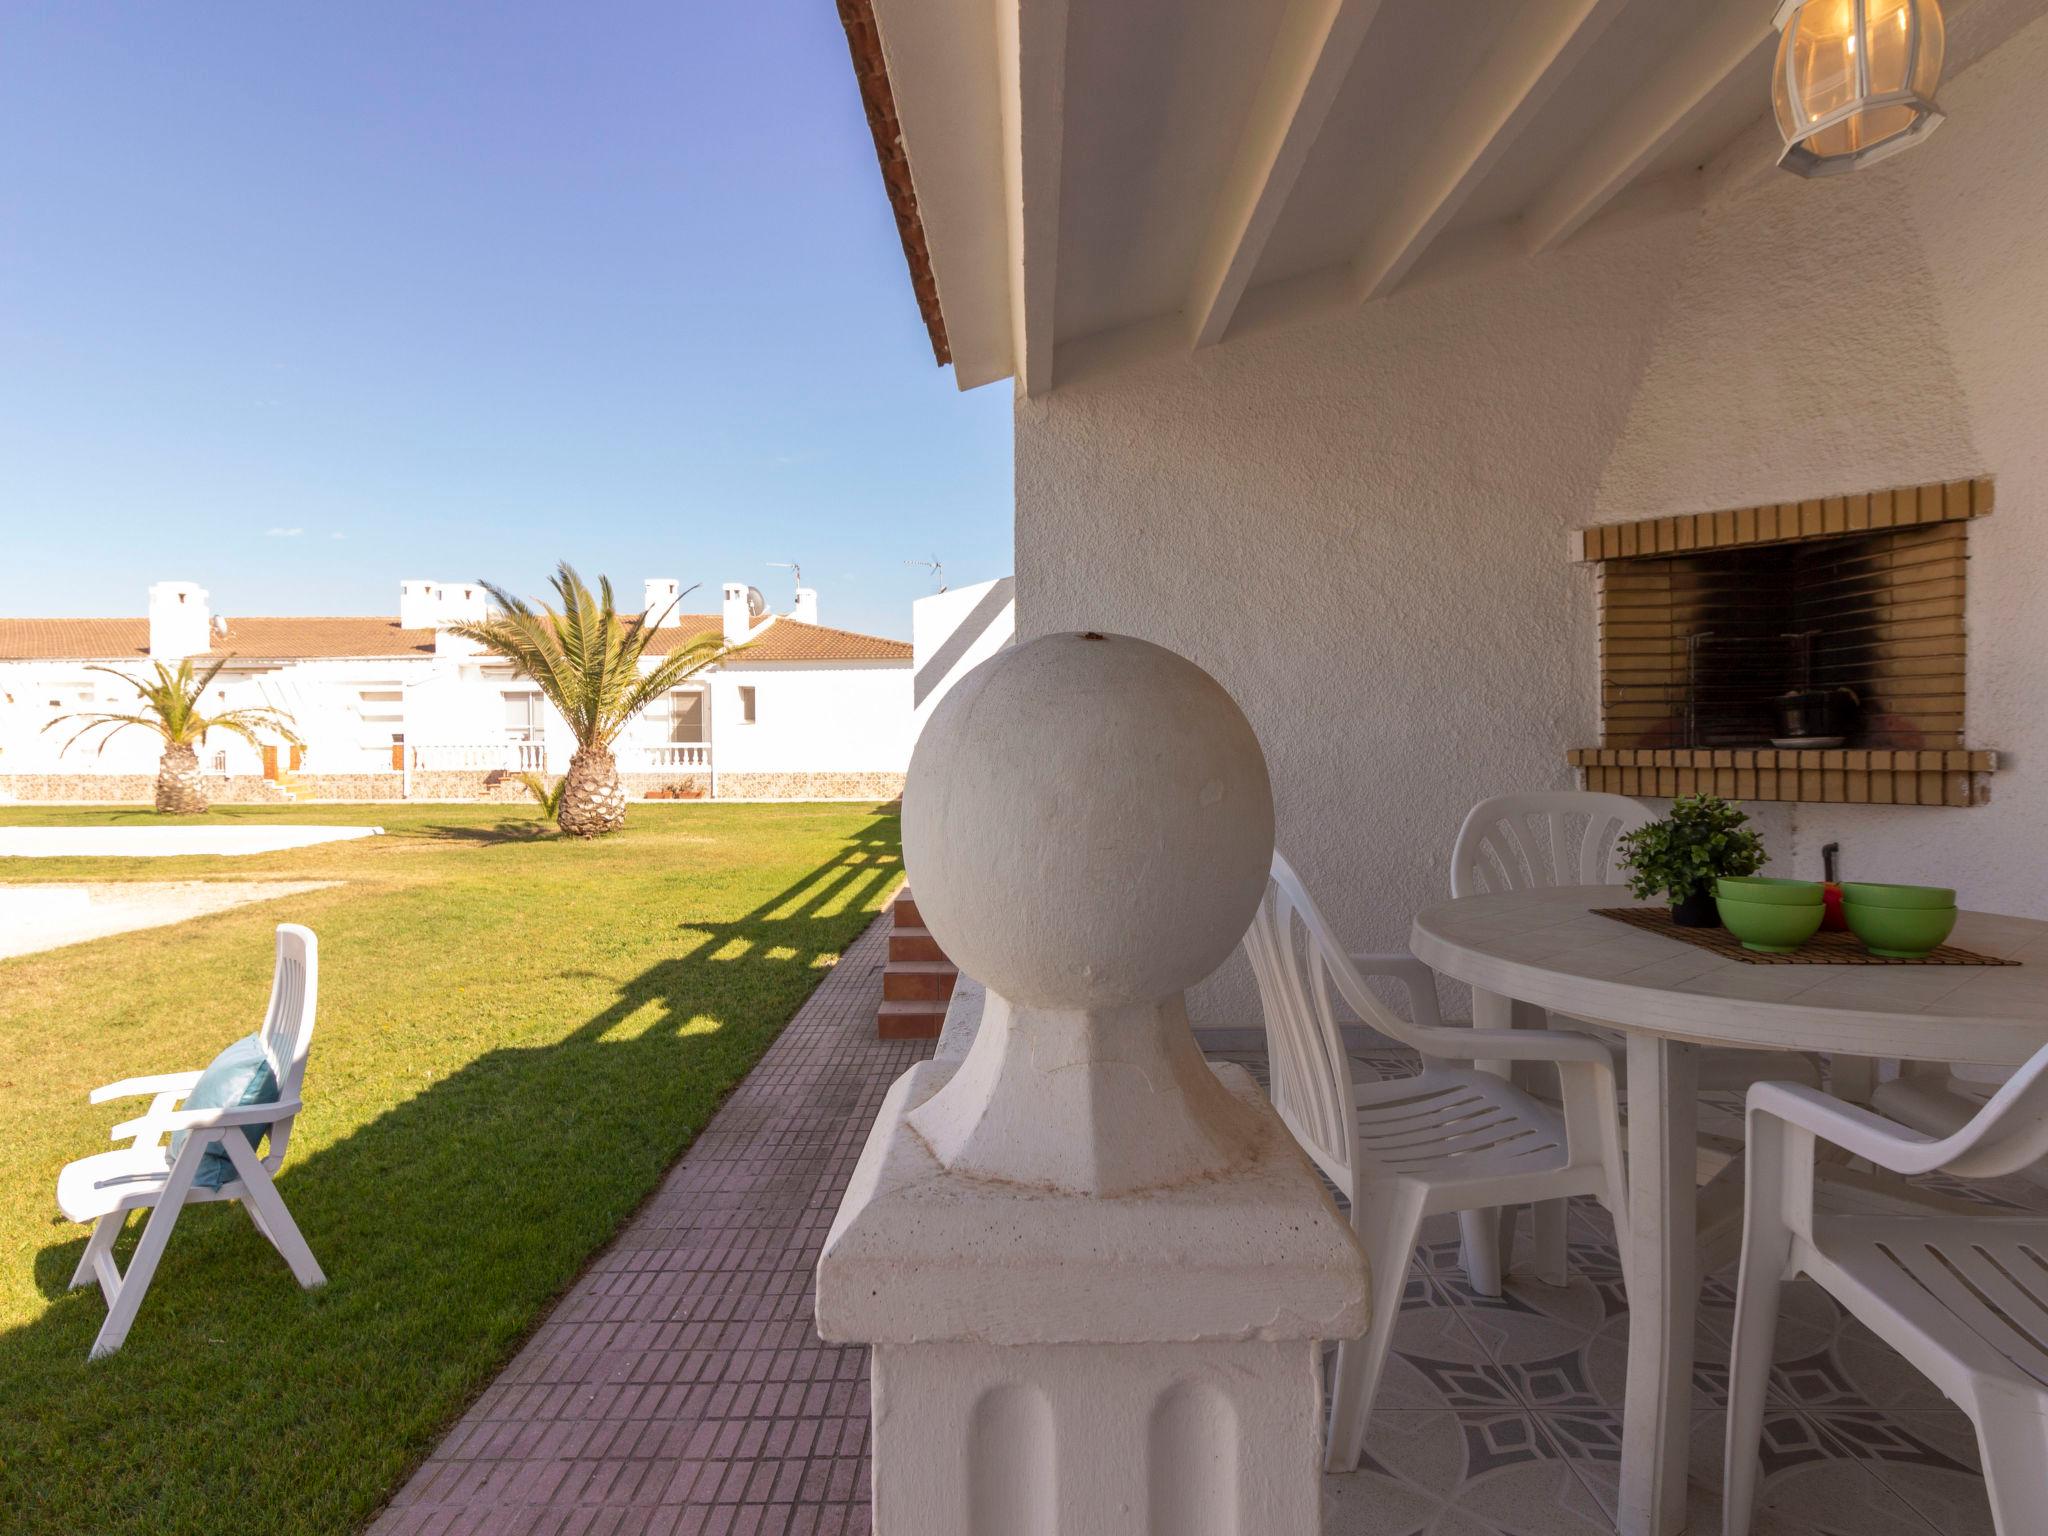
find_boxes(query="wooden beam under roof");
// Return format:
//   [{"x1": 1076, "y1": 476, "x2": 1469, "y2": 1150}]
[
  {"x1": 1350, "y1": 0, "x2": 1630, "y2": 303},
  {"x1": 1185, "y1": 0, "x2": 1389, "y2": 351},
  {"x1": 1002, "y1": 0, "x2": 1069, "y2": 395},
  {"x1": 1520, "y1": 0, "x2": 1774, "y2": 254}
]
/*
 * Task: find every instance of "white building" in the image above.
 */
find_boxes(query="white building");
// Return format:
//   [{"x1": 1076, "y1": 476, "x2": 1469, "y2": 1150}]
[{"x1": 0, "y1": 577, "x2": 917, "y2": 802}]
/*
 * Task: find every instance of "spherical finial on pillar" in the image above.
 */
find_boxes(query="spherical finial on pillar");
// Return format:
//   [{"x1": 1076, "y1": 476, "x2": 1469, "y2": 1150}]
[
  {"x1": 904, "y1": 631, "x2": 1274, "y2": 1009},
  {"x1": 901, "y1": 632, "x2": 1276, "y2": 1195}
]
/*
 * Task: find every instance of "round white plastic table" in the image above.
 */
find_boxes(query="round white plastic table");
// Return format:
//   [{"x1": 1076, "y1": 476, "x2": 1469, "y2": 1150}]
[{"x1": 1410, "y1": 885, "x2": 2048, "y2": 1536}]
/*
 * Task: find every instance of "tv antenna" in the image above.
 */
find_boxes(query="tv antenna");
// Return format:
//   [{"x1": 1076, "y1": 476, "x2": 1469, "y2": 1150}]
[
  {"x1": 905, "y1": 557, "x2": 947, "y2": 594},
  {"x1": 767, "y1": 560, "x2": 802, "y2": 596}
]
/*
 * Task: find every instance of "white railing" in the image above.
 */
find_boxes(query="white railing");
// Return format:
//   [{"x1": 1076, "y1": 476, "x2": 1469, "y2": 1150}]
[
  {"x1": 410, "y1": 742, "x2": 549, "y2": 773},
  {"x1": 633, "y1": 743, "x2": 710, "y2": 771},
  {"x1": 209, "y1": 750, "x2": 230, "y2": 774}
]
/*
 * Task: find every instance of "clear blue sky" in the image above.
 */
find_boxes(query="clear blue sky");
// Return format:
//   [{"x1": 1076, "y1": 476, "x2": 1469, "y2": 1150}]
[{"x1": 0, "y1": 3, "x2": 1011, "y2": 640}]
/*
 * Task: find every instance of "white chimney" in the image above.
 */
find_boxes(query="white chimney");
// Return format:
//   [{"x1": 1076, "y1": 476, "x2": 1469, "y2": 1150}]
[
  {"x1": 722, "y1": 583, "x2": 753, "y2": 644},
  {"x1": 643, "y1": 578, "x2": 682, "y2": 628},
  {"x1": 444, "y1": 582, "x2": 487, "y2": 625},
  {"x1": 148, "y1": 581, "x2": 212, "y2": 660},
  {"x1": 399, "y1": 580, "x2": 438, "y2": 629},
  {"x1": 400, "y1": 580, "x2": 488, "y2": 630},
  {"x1": 791, "y1": 587, "x2": 818, "y2": 626}
]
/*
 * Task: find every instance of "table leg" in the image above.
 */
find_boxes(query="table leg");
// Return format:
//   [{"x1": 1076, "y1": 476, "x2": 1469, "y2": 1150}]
[
  {"x1": 1828, "y1": 1053, "x2": 1878, "y2": 1107},
  {"x1": 1621, "y1": 1034, "x2": 1699, "y2": 1536}
]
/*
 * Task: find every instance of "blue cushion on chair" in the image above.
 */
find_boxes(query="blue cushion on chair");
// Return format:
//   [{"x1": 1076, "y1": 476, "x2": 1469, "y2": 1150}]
[{"x1": 167, "y1": 1035, "x2": 279, "y2": 1192}]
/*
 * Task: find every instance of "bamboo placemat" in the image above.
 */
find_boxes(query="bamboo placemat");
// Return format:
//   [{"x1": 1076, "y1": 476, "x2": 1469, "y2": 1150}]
[{"x1": 1591, "y1": 906, "x2": 2019, "y2": 966}]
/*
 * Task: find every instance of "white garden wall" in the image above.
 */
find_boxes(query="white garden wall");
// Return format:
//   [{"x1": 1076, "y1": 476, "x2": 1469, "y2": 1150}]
[{"x1": 1015, "y1": 13, "x2": 2048, "y2": 1027}]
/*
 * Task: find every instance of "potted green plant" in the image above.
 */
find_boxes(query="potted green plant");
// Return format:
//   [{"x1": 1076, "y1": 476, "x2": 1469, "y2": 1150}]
[{"x1": 1616, "y1": 793, "x2": 1768, "y2": 926}]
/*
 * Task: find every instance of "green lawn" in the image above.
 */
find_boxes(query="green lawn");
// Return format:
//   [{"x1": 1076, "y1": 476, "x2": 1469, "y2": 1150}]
[{"x1": 0, "y1": 801, "x2": 901, "y2": 1536}]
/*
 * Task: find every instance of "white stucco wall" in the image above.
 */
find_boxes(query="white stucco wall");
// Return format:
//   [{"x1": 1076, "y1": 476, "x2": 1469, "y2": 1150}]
[
  {"x1": 1015, "y1": 14, "x2": 2048, "y2": 1027},
  {"x1": 912, "y1": 577, "x2": 1017, "y2": 734},
  {"x1": 707, "y1": 663, "x2": 915, "y2": 775}
]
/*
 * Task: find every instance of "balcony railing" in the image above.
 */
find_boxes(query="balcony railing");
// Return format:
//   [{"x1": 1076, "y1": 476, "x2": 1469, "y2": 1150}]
[
  {"x1": 632, "y1": 743, "x2": 710, "y2": 771},
  {"x1": 410, "y1": 742, "x2": 549, "y2": 773}
]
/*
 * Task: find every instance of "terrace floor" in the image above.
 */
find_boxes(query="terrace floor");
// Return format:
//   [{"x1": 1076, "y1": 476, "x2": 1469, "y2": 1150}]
[{"x1": 374, "y1": 909, "x2": 2013, "y2": 1535}]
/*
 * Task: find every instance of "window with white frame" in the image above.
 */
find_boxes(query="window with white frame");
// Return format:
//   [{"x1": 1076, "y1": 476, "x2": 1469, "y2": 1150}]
[
  {"x1": 503, "y1": 691, "x2": 546, "y2": 741},
  {"x1": 665, "y1": 690, "x2": 705, "y2": 743},
  {"x1": 358, "y1": 689, "x2": 402, "y2": 724}
]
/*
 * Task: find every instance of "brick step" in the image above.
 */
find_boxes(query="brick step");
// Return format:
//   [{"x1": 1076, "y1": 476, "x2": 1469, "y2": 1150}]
[
  {"x1": 891, "y1": 890, "x2": 923, "y2": 929},
  {"x1": 882, "y1": 961, "x2": 958, "y2": 1003},
  {"x1": 888, "y1": 926, "x2": 948, "y2": 963},
  {"x1": 876, "y1": 999, "x2": 948, "y2": 1041}
]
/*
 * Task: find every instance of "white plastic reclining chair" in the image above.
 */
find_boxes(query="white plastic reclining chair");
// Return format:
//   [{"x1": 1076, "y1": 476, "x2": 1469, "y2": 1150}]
[
  {"x1": 1244, "y1": 853, "x2": 1630, "y2": 1472},
  {"x1": 1725, "y1": 1047, "x2": 2048, "y2": 1536},
  {"x1": 58, "y1": 924, "x2": 326, "y2": 1358}
]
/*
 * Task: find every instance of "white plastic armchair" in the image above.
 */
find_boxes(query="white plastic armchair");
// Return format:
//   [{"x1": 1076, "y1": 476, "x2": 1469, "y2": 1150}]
[
  {"x1": 1725, "y1": 1049, "x2": 2048, "y2": 1535},
  {"x1": 57, "y1": 924, "x2": 325, "y2": 1359},
  {"x1": 1243, "y1": 853, "x2": 1630, "y2": 1472},
  {"x1": 1449, "y1": 791, "x2": 1654, "y2": 897},
  {"x1": 1448, "y1": 793, "x2": 1653, "y2": 1286}
]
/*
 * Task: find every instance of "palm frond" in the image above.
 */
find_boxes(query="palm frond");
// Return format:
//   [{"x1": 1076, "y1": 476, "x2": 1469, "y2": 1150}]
[
  {"x1": 48, "y1": 658, "x2": 301, "y2": 756},
  {"x1": 43, "y1": 713, "x2": 156, "y2": 758},
  {"x1": 453, "y1": 563, "x2": 731, "y2": 752},
  {"x1": 516, "y1": 771, "x2": 566, "y2": 818},
  {"x1": 616, "y1": 636, "x2": 737, "y2": 728}
]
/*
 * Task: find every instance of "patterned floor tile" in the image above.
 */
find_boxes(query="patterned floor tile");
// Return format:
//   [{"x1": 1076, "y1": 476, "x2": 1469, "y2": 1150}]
[
  {"x1": 380, "y1": 990, "x2": 2020, "y2": 1534},
  {"x1": 1563, "y1": 1410, "x2": 1947, "y2": 1535},
  {"x1": 1323, "y1": 1412, "x2": 1617, "y2": 1535}
]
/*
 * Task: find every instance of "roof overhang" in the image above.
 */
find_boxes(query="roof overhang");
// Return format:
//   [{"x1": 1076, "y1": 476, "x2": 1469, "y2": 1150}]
[{"x1": 846, "y1": 0, "x2": 1847, "y2": 396}]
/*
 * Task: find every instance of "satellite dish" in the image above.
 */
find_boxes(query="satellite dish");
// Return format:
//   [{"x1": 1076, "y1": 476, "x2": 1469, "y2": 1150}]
[{"x1": 745, "y1": 585, "x2": 768, "y2": 620}]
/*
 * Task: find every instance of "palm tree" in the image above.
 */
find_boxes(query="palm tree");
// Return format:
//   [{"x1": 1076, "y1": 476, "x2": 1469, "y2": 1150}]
[
  {"x1": 46, "y1": 657, "x2": 302, "y2": 815},
  {"x1": 516, "y1": 771, "x2": 566, "y2": 821},
  {"x1": 447, "y1": 563, "x2": 735, "y2": 838}
]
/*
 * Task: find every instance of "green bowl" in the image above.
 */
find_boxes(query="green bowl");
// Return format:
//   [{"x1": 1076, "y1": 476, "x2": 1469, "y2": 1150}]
[
  {"x1": 1716, "y1": 894, "x2": 1824, "y2": 953},
  {"x1": 1843, "y1": 900, "x2": 1958, "y2": 957},
  {"x1": 1716, "y1": 876, "x2": 1824, "y2": 907},
  {"x1": 1839, "y1": 881, "x2": 1957, "y2": 911}
]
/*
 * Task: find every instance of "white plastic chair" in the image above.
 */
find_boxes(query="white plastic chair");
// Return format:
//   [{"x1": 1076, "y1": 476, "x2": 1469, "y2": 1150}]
[
  {"x1": 1725, "y1": 1052, "x2": 2048, "y2": 1536},
  {"x1": 1243, "y1": 853, "x2": 1630, "y2": 1472},
  {"x1": 58, "y1": 924, "x2": 326, "y2": 1358},
  {"x1": 1869, "y1": 1062, "x2": 2048, "y2": 1192},
  {"x1": 1449, "y1": 792, "x2": 1653, "y2": 1287},
  {"x1": 1449, "y1": 791, "x2": 1655, "y2": 899},
  {"x1": 1450, "y1": 791, "x2": 1826, "y2": 1286}
]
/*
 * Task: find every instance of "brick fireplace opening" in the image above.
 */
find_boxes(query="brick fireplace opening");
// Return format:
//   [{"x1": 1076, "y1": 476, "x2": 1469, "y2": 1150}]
[{"x1": 1570, "y1": 478, "x2": 1998, "y2": 807}]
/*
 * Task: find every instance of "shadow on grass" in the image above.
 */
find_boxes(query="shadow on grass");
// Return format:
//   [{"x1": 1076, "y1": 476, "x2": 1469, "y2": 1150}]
[
  {"x1": 413, "y1": 819, "x2": 556, "y2": 845},
  {"x1": 5, "y1": 811, "x2": 903, "y2": 1536}
]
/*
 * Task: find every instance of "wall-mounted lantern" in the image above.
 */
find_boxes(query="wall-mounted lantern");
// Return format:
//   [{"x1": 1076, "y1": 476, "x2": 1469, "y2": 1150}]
[{"x1": 1773, "y1": 0, "x2": 1945, "y2": 177}]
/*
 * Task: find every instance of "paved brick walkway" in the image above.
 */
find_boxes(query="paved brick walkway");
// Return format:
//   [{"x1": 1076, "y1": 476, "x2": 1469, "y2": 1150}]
[{"x1": 372, "y1": 910, "x2": 922, "y2": 1536}]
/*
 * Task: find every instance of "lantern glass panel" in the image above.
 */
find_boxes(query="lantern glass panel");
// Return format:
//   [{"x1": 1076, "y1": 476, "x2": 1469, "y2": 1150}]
[
  {"x1": 1864, "y1": 0, "x2": 1913, "y2": 94},
  {"x1": 1786, "y1": 0, "x2": 1862, "y2": 129},
  {"x1": 1910, "y1": 0, "x2": 1945, "y2": 95}
]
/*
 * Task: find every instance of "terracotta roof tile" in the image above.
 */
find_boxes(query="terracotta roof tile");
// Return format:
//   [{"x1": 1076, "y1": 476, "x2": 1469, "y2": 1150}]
[
  {"x1": 639, "y1": 616, "x2": 911, "y2": 664},
  {"x1": 0, "y1": 616, "x2": 434, "y2": 661},
  {"x1": 0, "y1": 613, "x2": 910, "y2": 664}
]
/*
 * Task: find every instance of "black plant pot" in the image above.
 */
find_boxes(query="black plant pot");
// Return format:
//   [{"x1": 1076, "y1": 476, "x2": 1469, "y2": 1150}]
[{"x1": 1671, "y1": 889, "x2": 1720, "y2": 928}]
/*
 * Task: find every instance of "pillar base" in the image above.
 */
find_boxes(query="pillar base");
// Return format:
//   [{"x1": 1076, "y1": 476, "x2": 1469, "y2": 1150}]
[{"x1": 818, "y1": 1058, "x2": 1369, "y2": 1534}]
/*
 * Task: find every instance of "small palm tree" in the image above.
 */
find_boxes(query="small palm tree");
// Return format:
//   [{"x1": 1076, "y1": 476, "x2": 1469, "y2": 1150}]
[
  {"x1": 516, "y1": 771, "x2": 566, "y2": 821},
  {"x1": 448, "y1": 563, "x2": 734, "y2": 838},
  {"x1": 46, "y1": 657, "x2": 302, "y2": 815}
]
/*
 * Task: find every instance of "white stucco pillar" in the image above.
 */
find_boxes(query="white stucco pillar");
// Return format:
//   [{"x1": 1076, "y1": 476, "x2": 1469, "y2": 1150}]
[{"x1": 817, "y1": 631, "x2": 1369, "y2": 1535}]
